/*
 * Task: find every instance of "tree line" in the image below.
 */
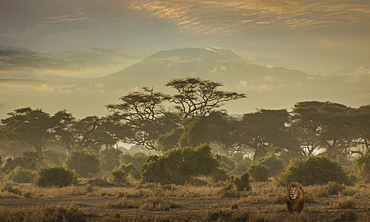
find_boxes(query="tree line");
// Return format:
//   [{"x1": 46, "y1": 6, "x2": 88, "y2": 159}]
[{"x1": 0, "y1": 77, "x2": 369, "y2": 161}]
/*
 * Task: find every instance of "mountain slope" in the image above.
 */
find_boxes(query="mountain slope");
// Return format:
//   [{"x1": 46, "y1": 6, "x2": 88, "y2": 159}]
[{"x1": 98, "y1": 47, "x2": 309, "y2": 92}]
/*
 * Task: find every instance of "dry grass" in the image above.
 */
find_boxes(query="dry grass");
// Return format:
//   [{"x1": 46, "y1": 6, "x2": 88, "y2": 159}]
[
  {"x1": 330, "y1": 196, "x2": 357, "y2": 209},
  {"x1": 0, "y1": 181, "x2": 369, "y2": 221},
  {"x1": 0, "y1": 204, "x2": 88, "y2": 222}
]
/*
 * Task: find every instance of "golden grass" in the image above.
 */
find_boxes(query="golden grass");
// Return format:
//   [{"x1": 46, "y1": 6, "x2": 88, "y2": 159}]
[
  {"x1": 0, "y1": 204, "x2": 88, "y2": 222},
  {"x1": 1, "y1": 181, "x2": 370, "y2": 221},
  {"x1": 330, "y1": 196, "x2": 357, "y2": 209}
]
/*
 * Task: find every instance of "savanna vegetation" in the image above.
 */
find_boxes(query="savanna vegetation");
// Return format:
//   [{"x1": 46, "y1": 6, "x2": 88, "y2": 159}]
[{"x1": 0, "y1": 77, "x2": 369, "y2": 221}]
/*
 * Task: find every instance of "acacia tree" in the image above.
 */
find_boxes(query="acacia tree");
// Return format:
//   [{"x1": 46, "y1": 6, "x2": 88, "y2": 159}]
[
  {"x1": 52, "y1": 111, "x2": 117, "y2": 152},
  {"x1": 289, "y1": 101, "x2": 352, "y2": 158},
  {"x1": 1, "y1": 108, "x2": 54, "y2": 157},
  {"x1": 51, "y1": 110, "x2": 76, "y2": 151},
  {"x1": 236, "y1": 109, "x2": 300, "y2": 160},
  {"x1": 106, "y1": 87, "x2": 180, "y2": 150},
  {"x1": 348, "y1": 105, "x2": 370, "y2": 154},
  {"x1": 165, "y1": 77, "x2": 246, "y2": 118},
  {"x1": 178, "y1": 112, "x2": 237, "y2": 152}
]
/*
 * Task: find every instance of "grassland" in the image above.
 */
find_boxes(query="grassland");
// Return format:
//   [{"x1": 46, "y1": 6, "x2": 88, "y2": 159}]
[{"x1": 0, "y1": 181, "x2": 369, "y2": 221}]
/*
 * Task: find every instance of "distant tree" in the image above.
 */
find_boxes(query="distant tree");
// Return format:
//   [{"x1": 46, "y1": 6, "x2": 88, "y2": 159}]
[
  {"x1": 236, "y1": 109, "x2": 300, "y2": 160},
  {"x1": 165, "y1": 77, "x2": 246, "y2": 118},
  {"x1": 1, "y1": 108, "x2": 54, "y2": 157},
  {"x1": 53, "y1": 114, "x2": 117, "y2": 152},
  {"x1": 51, "y1": 110, "x2": 76, "y2": 151},
  {"x1": 178, "y1": 112, "x2": 237, "y2": 151},
  {"x1": 179, "y1": 116, "x2": 209, "y2": 148},
  {"x1": 348, "y1": 105, "x2": 370, "y2": 154},
  {"x1": 43, "y1": 149, "x2": 66, "y2": 166},
  {"x1": 289, "y1": 101, "x2": 352, "y2": 158},
  {"x1": 106, "y1": 87, "x2": 180, "y2": 151},
  {"x1": 156, "y1": 128, "x2": 183, "y2": 152},
  {"x1": 100, "y1": 148, "x2": 122, "y2": 172}
]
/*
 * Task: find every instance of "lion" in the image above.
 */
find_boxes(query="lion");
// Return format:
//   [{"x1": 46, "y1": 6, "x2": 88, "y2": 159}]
[{"x1": 286, "y1": 182, "x2": 305, "y2": 213}]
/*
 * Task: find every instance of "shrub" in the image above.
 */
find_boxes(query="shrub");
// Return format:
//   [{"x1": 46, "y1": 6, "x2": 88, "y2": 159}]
[
  {"x1": 248, "y1": 164, "x2": 270, "y2": 182},
  {"x1": 326, "y1": 181, "x2": 346, "y2": 195},
  {"x1": 34, "y1": 166, "x2": 77, "y2": 188},
  {"x1": 219, "y1": 155, "x2": 236, "y2": 171},
  {"x1": 110, "y1": 169, "x2": 128, "y2": 185},
  {"x1": 118, "y1": 163, "x2": 140, "y2": 180},
  {"x1": 100, "y1": 148, "x2": 122, "y2": 172},
  {"x1": 6, "y1": 167, "x2": 36, "y2": 183},
  {"x1": 119, "y1": 152, "x2": 148, "y2": 179},
  {"x1": 279, "y1": 156, "x2": 352, "y2": 186},
  {"x1": 258, "y1": 153, "x2": 284, "y2": 176},
  {"x1": 211, "y1": 167, "x2": 229, "y2": 183},
  {"x1": 1, "y1": 183, "x2": 23, "y2": 196},
  {"x1": 221, "y1": 172, "x2": 252, "y2": 197},
  {"x1": 141, "y1": 144, "x2": 219, "y2": 185},
  {"x1": 233, "y1": 172, "x2": 252, "y2": 192},
  {"x1": 356, "y1": 153, "x2": 370, "y2": 183},
  {"x1": 2, "y1": 152, "x2": 41, "y2": 173},
  {"x1": 65, "y1": 151, "x2": 100, "y2": 177}
]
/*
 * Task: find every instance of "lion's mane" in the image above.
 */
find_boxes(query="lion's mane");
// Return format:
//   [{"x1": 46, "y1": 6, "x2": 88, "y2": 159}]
[{"x1": 286, "y1": 182, "x2": 305, "y2": 213}]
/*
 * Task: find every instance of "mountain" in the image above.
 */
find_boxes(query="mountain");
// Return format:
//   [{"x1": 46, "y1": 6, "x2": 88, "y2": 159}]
[
  {"x1": 78, "y1": 47, "x2": 315, "y2": 114},
  {"x1": 95, "y1": 47, "x2": 310, "y2": 94}
]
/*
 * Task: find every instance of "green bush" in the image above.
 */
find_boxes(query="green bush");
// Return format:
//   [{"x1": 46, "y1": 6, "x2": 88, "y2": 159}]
[
  {"x1": 219, "y1": 155, "x2": 236, "y2": 171},
  {"x1": 222, "y1": 172, "x2": 252, "y2": 197},
  {"x1": 120, "y1": 153, "x2": 148, "y2": 169},
  {"x1": 2, "y1": 152, "x2": 41, "y2": 173},
  {"x1": 34, "y1": 166, "x2": 78, "y2": 188},
  {"x1": 65, "y1": 151, "x2": 100, "y2": 177},
  {"x1": 118, "y1": 163, "x2": 140, "y2": 180},
  {"x1": 100, "y1": 148, "x2": 122, "y2": 172},
  {"x1": 6, "y1": 167, "x2": 36, "y2": 183},
  {"x1": 356, "y1": 153, "x2": 370, "y2": 183},
  {"x1": 233, "y1": 172, "x2": 252, "y2": 192},
  {"x1": 248, "y1": 164, "x2": 269, "y2": 182},
  {"x1": 110, "y1": 169, "x2": 128, "y2": 185},
  {"x1": 279, "y1": 156, "x2": 352, "y2": 186},
  {"x1": 141, "y1": 144, "x2": 219, "y2": 185},
  {"x1": 258, "y1": 153, "x2": 284, "y2": 176},
  {"x1": 211, "y1": 167, "x2": 229, "y2": 183},
  {"x1": 326, "y1": 181, "x2": 346, "y2": 195}
]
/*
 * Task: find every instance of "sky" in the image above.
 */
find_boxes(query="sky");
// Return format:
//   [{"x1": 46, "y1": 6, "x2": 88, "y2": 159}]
[{"x1": 1, "y1": 0, "x2": 370, "y2": 117}]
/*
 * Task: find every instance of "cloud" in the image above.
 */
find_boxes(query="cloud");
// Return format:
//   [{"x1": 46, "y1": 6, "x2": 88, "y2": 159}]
[
  {"x1": 130, "y1": 0, "x2": 370, "y2": 34},
  {"x1": 0, "y1": 46, "x2": 139, "y2": 78}
]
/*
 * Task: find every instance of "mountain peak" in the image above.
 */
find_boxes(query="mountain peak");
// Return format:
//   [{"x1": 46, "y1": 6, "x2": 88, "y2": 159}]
[{"x1": 144, "y1": 47, "x2": 241, "y2": 62}]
